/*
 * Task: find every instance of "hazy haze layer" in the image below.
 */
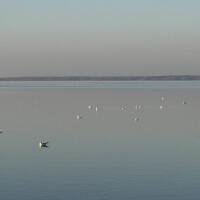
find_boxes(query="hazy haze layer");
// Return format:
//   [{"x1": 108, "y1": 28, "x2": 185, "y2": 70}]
[{"x1": 1, "y1": 0, "x2": 200, "y2": 77}]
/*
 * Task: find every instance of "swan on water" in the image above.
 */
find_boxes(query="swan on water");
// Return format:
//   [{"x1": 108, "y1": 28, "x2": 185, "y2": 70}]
[
  {"x1": 96, "y1": 107, "x2": 100, "y2": 112},
  {"x1": 160, "y1": 106, "x2": 164, "y2": 109},
  {"x1": 122, "y1": 107, "x2": 125, "y2": 110}
]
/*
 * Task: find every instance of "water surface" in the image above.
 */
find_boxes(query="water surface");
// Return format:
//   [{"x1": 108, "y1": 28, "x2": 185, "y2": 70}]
[{"x1": 0, "y1": 81, "x2": 200, "y2": 199}]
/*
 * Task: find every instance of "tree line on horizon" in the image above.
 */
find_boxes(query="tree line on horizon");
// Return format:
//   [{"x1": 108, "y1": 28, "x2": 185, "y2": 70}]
[{"x1": 0, "y1": 75, "x2": 200, "y2": 81}]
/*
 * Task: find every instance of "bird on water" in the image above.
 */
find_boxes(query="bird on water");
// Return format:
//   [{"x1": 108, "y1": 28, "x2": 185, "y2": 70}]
[{"x1": 39, "y1": 142, "x2": 49, "y2": 148}]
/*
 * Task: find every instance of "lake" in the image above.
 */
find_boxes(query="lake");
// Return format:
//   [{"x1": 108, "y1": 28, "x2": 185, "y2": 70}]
[{"x1": 0, "y1": 81, "x2": 200, "y2": 200}]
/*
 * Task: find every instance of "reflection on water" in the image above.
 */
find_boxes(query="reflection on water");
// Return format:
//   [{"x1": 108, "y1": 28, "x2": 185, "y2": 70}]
[{"x1": 0, "y1": 83, "x2": 200, "y2": 199}]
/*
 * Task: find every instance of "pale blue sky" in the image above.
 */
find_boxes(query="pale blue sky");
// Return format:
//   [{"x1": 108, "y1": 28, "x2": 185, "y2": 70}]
[{"x1": 1, "y1": 0, "x2": 200, "y2": 77}]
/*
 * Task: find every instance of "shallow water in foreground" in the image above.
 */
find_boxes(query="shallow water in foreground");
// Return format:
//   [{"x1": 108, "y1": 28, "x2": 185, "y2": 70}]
[{"x1": 0, "y1": 81, "x2": 200, "y2": 199}]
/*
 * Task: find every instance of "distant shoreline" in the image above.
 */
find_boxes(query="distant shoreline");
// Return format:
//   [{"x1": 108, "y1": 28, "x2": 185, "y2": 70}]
[{"x1": 0, "y1": 76, "x2": 200, "y2": 81}]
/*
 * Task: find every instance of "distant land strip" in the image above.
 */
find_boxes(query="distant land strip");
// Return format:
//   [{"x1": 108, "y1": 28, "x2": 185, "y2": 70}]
[{"x1": 0, "y1": 76, "x2": 200, "y2": 81}]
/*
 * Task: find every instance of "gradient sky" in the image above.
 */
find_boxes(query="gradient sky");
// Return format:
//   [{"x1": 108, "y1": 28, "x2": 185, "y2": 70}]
[{"x1": 1, "y1": 0, "x2": 200, "y2": 77}]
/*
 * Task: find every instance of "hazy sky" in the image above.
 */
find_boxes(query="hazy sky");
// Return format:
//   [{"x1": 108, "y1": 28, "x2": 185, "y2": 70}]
[{"x1": 1, "y1": 0, "x2": 200, "y2": 77}]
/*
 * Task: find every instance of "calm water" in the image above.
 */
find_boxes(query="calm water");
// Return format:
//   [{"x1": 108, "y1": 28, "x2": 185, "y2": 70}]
[{"x1": 1, "y1": 81, "x2": 200, "y2": 199}]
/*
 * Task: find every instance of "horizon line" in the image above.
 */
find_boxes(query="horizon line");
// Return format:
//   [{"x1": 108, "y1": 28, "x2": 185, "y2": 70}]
[{"x1": 0, "y1": 75, "x2": 200, "y2": 81}]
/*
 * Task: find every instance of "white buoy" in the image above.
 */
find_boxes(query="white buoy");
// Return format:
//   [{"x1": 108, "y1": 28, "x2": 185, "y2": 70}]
[
  {"x1": 162, "y1": 97, "x2": 164, "y2": 100},
  {"x1": 77, "y1": 115, "x2": 82, "y2": 119},
  {"x1": 88, "y1": 105, "x2": 92, "y2": 109}
]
